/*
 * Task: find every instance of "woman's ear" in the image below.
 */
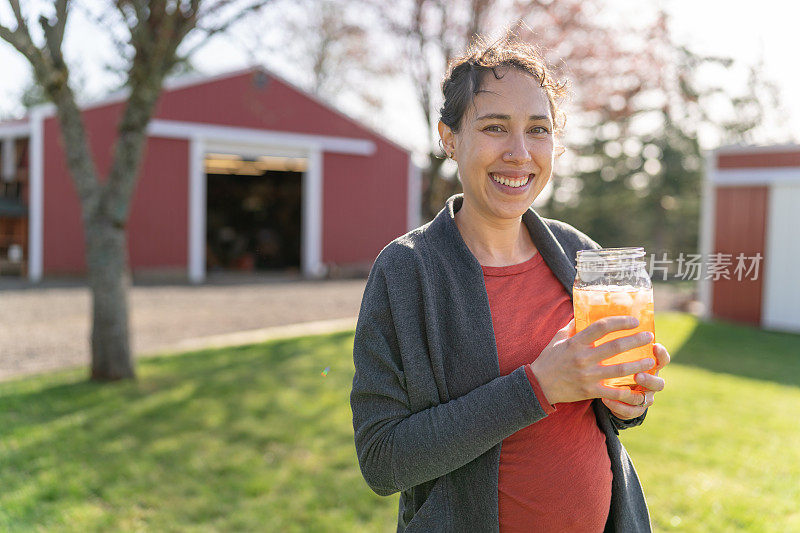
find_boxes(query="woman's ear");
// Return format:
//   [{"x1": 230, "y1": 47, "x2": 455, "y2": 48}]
[{"x1": 438, "y1": 121, "x2": 456, "y2": 159}]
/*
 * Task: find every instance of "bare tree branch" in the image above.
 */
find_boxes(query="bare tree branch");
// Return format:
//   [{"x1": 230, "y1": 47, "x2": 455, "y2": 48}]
[
  {"x1": 181, "y1": 0, "x2": 269, "y2": 58},
  {"x1": 0, "y1": 18, "x2": 38, "y2": 64},
  {"x1": 103, "y1": 1, "x2": 205, "y2": 223},
  {"x1": 0, "y1": 23, "x2": 19, "y2": 49},
  {"x1": 7, "y1": 0, "x2": 29, "y2": 35},
  {"x1": 39, "y1": 6, "x2": 69, "y2": 71},
  {"x1": 53, "y1": 0, "x2": 69, "y2": 50},
  {"x1": 76, "y1": 3, "x2": 131, "y2": 65}
]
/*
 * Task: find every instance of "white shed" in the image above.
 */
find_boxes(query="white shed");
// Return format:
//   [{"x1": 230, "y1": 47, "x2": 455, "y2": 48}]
[{"x1": 700, "y1": 144, "x2": 800, "y2": 333}]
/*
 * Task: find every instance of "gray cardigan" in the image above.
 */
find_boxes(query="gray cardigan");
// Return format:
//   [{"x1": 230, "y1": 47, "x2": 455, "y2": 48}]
[{"x1": 351, "y1": 195, "x2": 651, "y2": 532}]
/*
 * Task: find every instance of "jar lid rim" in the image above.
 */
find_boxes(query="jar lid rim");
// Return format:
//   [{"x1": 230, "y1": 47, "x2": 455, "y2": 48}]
[{"x1": 577, "y1": 247, "x2": 645, "y2": 260}]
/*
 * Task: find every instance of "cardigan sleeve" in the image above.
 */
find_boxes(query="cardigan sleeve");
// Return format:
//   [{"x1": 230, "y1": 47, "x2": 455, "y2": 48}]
[{"x1": 350, "y1": 253, "x2": 550, "y2": 497}]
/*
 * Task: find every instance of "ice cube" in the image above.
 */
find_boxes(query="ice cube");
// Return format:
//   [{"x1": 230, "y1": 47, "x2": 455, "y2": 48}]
[
  {"x1": 633, "y1": 289, "x2": 654, "y2": 306},
  {"x1": 607, "y1": 291, "x2": 634, "y2": 309},
  {"x1": 587, "y1": 290, "x2": 606, "y2": 306}
]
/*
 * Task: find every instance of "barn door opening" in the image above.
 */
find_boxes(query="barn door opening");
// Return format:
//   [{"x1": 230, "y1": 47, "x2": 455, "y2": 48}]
[{"x1": 204, "y1": 153, "x2": 306, "y2": 273}]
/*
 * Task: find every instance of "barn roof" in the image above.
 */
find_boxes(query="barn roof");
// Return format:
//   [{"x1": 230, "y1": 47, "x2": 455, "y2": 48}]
[{"x1": 0, "y1": 67, "x2": 412, "y2": 155}]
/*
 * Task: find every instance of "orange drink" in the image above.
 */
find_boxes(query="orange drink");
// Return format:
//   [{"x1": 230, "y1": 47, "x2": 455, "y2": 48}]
[{"x1": 573, "y1": 286, "x2": 656, "y2": 390}]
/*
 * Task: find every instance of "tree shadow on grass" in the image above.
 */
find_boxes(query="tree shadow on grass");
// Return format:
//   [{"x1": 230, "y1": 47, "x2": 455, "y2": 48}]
[
  {"x1": 0, "y1": 331, "x2": 366, "y2": 529},
  {"x1": 671, "y1": 318, "x2": 800, "y2": 388}
]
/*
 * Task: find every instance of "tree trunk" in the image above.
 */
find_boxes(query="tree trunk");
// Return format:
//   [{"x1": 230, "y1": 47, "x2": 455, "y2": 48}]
[
  {"x1": 86, "y1": 216, "x2": 134, "y2": 380},
  {"x1": 420, "y1": 153, "x2": 462, "y2": 222}
]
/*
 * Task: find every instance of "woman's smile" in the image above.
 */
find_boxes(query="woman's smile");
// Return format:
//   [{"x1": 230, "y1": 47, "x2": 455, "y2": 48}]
[{"x1": 489, "y1": 172, "x2": 534, "y2": 193}]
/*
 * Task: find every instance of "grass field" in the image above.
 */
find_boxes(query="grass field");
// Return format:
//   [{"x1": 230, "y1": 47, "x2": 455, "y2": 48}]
[{"x1": 0, "y1": 312, "x2": 798, "y2": 531}]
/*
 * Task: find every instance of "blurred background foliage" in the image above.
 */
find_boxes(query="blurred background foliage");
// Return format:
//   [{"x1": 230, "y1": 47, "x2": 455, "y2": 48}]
[
  {"x1": 5, "y1": 0, "x2": 790, "y2": 257},
  {"x1": 226, "y1": 0, "x2": 788, "y2": 258}
]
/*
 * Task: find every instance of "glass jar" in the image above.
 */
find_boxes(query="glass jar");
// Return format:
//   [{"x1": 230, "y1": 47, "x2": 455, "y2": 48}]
[{"x1": 573, "y1": 247, "x2": 655, "y2": 390}]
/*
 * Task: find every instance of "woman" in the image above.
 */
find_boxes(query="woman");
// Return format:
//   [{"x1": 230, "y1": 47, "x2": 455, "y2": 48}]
[{"x1": 350, "y1": 36, "x2": 669, "y2": 532}]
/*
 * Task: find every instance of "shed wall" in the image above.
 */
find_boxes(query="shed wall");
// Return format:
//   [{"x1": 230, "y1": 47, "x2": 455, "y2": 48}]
[
  {"x1": 762, "y1": 183, "x2": 800, "y2": 332},
  {"x1": 711, "y1": 186, "x2": 767, "y2": 325}
]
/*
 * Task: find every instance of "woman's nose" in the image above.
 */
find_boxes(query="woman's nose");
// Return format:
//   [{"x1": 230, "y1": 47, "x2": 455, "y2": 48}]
[{"x1": 503, "y1": 134, "x2": 532, "y2": 163}]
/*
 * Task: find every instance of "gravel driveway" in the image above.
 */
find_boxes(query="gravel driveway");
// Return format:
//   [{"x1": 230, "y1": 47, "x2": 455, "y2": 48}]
[
  {"x1": 0, "y1": 274, "x2": 367, "y2": 382},
  {"x1": 0, "y1": 273, "x2": 695, "y2": 382}
]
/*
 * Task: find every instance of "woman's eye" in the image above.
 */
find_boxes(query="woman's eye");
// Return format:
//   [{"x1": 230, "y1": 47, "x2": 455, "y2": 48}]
[
  {"x1": 484, "y1": 125, "x2": 504, "y2": 133},
  {"x1": 530, "y1": 126, "x2": 550, "y2": 135}
]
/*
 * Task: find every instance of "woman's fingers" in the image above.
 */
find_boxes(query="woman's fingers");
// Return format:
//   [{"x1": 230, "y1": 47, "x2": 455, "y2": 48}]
[
  {"x1": 595, "y1": 357, "x2": 655, "y2": 381},
  {"x1": 634, "y1": 372, "x2": 665, "y2": 392},
  {"x1": 652, "y1": 343, "x2": 671, "y2": 372},
  {"x1": 594, "y1": 383, "x2": 645, "y2": 405},
  {"x1": 590, "y1": 330, "x2": 654, "y2": 362},
  {"x1": 573, "y1": 316, "x2": 639, "y2": 346},
  {"x1": 601, "y1": 397, "x2": 649, "y2": 419}
]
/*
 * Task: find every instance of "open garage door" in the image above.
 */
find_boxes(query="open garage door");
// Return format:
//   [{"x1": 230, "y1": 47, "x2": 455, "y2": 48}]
[{"x1": 205, "y1": 153, "x2": 306, "y2": 273}]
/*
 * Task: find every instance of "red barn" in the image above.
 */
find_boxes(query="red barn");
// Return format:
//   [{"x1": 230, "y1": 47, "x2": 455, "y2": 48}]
[
  {"x1": 0, "y1": 68, "x2": 420, "y2": 282},
  {"x1": 700, "y1": 144, "x2": 800, "y2": 333}
]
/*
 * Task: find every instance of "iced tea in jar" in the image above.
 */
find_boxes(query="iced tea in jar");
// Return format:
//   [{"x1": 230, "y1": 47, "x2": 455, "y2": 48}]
[{"x1": 573, "y1": 247, "x2": 655, "y2": 390}]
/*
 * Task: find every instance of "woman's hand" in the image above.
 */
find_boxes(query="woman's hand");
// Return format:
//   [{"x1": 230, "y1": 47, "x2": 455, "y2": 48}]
[
  {"x1": 601, "y1": 342, "x2": 670, "y2": 420},
  {"x1": 529, "y1": 317, "x2": 655, "y2": 406}
]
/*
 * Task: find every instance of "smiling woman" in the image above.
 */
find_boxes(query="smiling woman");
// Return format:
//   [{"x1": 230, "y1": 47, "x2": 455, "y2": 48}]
[
  {"x1": 351, "y1": 35, "x2": 670, "y2": 533},
  {"x1": 441, "y1": 69, "x2": 557, "y2": 256}
]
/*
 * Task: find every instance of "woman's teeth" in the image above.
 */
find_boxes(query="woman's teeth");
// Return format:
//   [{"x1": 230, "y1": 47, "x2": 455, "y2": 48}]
[{"x1": 491, "y1": 173, "x2": 530, "y2": 188}]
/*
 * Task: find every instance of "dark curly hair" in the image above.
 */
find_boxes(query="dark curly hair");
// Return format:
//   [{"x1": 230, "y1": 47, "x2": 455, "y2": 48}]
[{"x1": 439, "y1": 35, "x2": 568, "y2": 134}]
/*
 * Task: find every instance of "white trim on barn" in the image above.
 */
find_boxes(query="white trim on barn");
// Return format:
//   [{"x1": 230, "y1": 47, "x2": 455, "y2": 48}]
[
  {"x1": 188, "y1": 137, "x2": 206, "y2": 284},
  {"x1": 28, "y1": 110, "x2": 44, "y2": 282},
  {"x1": 0, "y1": 121, "x2": 31, "y2": 138},
  {"x1": 303, "y1": 148, "x2": 325, "y2": 278},
  {"x1": 148, "y1": 119, "x2": 375, "y2": 156}
]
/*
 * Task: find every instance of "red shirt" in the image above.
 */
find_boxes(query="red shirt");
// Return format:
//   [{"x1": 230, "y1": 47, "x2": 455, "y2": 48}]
[{"x1": 482, "y1": 252, "x2": 612, "y2": 533}]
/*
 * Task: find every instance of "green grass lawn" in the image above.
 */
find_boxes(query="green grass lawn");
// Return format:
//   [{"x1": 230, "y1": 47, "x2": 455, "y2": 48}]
[{"x1": 0, "y1": 313, "x2": 798, "y2": 531}]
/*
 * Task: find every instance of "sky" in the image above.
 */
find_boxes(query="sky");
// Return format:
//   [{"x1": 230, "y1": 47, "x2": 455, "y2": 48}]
[{"x1": 0, "y1": 0, "x2": 798, "y2": 155}]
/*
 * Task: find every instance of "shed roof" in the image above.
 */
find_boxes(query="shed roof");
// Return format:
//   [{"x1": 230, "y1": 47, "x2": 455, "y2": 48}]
[{"x1": 711, "y1": 143, "x2": 800, "y2": 186}]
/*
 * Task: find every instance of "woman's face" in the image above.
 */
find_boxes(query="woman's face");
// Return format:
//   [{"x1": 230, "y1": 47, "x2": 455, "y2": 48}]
[{"x1": 440, "y1": 68, "x2": 556, "y2": 222}]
